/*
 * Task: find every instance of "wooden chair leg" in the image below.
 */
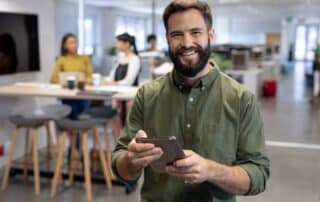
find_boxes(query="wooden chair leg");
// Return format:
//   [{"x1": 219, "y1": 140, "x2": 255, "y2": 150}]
[
  {"x1": 1, "y1": 127, "x2": 19, "y2": 190},
  {"x1": 94, "y1": 127, "x2": 112, "y2": 189},
  {"x1": 30, "y1": 128, "x2": 40, "y2": 195},
  {"x1": 104, "y1": 123, "x2": 115, "y2": 178},
  {"x1": 50, "y1": 132, "x2": 67, "y2": 198},
  {"x1": 92, "y1": 129, "x2": 98, "y2": 174},
  {"x1": 68, "y1": 133, "x2": 77, "y2": 185},
  {"x1": 112, "y1": 116, "x2": 121, "y2": 141},
  {"x1": 45, "y1": 122, "x2": 54, "y2": 159},
  {"x1": 82, "y1": 131, "x2": 92, "y2": 202},
  {"x1": 23, "y1": 128, "x2": 30, "y2": 181}
]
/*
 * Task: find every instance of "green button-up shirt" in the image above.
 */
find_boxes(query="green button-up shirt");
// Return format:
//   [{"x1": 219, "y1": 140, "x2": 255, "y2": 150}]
[{"x1": 112, "y1": 63, "x2": 270, "y2": 202}]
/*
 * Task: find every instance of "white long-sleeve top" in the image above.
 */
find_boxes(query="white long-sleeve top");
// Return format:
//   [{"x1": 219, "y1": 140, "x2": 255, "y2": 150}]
[{"x1": 107, "y1": 55, "x2": 140, "y2": 86}]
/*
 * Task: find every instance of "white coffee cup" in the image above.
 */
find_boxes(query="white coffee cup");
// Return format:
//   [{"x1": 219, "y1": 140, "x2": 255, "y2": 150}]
[{"x1": 92, "y1": 73, "x2": 101, "y2": 86}]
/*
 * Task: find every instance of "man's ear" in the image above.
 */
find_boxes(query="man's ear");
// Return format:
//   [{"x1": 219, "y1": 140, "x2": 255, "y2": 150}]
[{"x1": 208, "y1": 27, "x2": 216, "y2": 44}]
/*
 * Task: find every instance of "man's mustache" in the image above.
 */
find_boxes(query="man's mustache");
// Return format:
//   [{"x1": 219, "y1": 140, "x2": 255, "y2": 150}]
[{"x1": 176, "y1": 46, "x2": 202, "y2": 55}]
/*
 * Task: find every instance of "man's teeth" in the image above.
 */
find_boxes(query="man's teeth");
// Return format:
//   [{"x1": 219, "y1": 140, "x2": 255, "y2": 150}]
[{"x1": 181, "y1": 50, "x2": 196, "y2": 56}]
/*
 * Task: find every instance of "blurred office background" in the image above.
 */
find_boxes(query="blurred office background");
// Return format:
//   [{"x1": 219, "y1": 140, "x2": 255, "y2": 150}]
[{"x1": 1, "y1": 0, "x2": 320, "y2": 202}]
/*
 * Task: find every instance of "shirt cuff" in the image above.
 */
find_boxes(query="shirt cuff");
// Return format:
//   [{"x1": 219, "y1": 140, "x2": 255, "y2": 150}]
[
  {"x1": 111, "y1": 149, "x2": 140, "y2": 184},
  {"x1": 239, "y1": 163, "x2": 267, "y2": 196}
]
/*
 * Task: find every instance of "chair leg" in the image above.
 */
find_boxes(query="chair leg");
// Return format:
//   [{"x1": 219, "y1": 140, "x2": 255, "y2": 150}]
[
  {"x1": 1, "y1": 127, "x2": 19, "y2": 190},
  {"x1": 45, "y1": 123, "x2": 54, "y2": 160},
  {"x1": 94, "y1": 127, "x2": 112, "y2": 190},
  {"x1": 50, "y1": 132, "x2": 67, "y2": 198},
  {"x1": 82, "y1": 131, "x2": 92, "y2": 202},
  {"x1": 23, "y1": 128, "x2": 30, "y2": 181},
  {"x1": 68, "y1": 133, "x2": 77, "y2": 185},
  {"x1": 112, "y1": 116, "x2": 121, "y2": 141},
  {"x1": 104, "y1": 123, "x2": 115, "y2": 178},
  {"x1": 31, "y1": 128, "x2": 40, "y2": 195},
  {"x1": 92, "y1": 129, "x2": 98, "y2": 174}
]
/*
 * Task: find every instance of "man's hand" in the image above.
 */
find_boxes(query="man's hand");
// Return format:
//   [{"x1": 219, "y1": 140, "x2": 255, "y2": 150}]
[
  {"x1": 165, "y1": 150, "x2": 209, "y2": 184},
  {"x1": 116, "y1": 130, "x2": 163, "y2": 180},
  {"x1": 127, "y1": 130, "x2": 164, "y2": 168},
  {"x1": 166, "y1": 150, "x2": 251, "y2": 195}
]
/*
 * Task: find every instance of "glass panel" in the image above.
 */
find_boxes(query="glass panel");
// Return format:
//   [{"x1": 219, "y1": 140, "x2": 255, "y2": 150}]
[
  {"x1": 306, "y1": 25, "x2": 318, "y2": 61},
  {"x1": 84, "y1": 18, "x2": 93, "y2": 55},
  {"x1": 294, "y1": 25, "x2": 306, "y2": 60}
]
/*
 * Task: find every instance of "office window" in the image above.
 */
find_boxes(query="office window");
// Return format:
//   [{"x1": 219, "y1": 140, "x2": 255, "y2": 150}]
[
  {"x1": 84, "y1": 17, "x2": 96, "y2": 55},
  {"x1": 215, "y1": 17, "x2": 231, "y2": 44},
  {"x1": 156, "y1": 18, "x2": 168, "y2": 51},
  {"x1": 115, "y1": 16, "x2": 147, "y2": 51}
]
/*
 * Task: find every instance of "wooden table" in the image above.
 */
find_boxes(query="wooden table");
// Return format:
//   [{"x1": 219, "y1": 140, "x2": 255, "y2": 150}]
[{"x1": 0, "y1": 82, "x2": 138, "y2": 101}]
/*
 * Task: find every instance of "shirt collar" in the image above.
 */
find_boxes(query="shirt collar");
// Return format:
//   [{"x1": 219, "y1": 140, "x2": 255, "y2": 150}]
[{"x1": 172, "y1": 60, "x2": 219, "y2": 93}]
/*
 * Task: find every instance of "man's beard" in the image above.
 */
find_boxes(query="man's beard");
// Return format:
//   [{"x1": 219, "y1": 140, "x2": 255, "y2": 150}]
[{"x1": 169, "y1": 40, "x2": 211, "y2": 78}]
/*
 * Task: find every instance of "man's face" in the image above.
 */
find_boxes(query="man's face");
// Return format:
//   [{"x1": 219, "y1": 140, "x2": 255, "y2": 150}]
[{"x1": 166, "y1": 9, "x2": 215, "y2": 77}]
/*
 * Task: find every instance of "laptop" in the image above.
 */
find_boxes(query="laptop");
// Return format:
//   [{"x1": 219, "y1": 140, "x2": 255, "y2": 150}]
[{"x1": 59, "y1": 72, "x2": 85, "y2": 87}]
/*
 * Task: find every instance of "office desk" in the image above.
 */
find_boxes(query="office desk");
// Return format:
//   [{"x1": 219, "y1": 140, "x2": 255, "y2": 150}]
[{"x1": 0, "y1": 82, "x2": 138, "y2": 101}]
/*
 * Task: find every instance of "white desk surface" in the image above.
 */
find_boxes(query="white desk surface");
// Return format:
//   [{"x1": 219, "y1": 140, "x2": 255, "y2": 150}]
[{"x1": 0, "y1": 82, "x2": 138, "y2": 101}]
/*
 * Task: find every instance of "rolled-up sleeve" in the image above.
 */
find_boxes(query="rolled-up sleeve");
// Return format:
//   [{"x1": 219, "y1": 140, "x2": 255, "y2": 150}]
[{"x1": 236, "y1": 91, "x2": 270, "y2": 195}]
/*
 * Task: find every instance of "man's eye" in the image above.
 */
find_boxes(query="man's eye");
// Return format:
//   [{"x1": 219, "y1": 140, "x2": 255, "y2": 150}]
[
  {"x1": 171, "y1": 33, "x2": 182, "y2": 38},
  {"x1": 192, "y1": 31, "x2": 201, "y2": 36}
]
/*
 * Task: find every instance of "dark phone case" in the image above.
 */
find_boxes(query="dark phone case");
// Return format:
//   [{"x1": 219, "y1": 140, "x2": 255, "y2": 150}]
[{"x1": 136, "y1": 136, "x2": 185, "y2": 165}]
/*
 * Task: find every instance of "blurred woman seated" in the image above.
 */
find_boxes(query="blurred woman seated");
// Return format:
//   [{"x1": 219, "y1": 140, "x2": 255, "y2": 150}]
[
  {"x1": 50, "y1": 33, "x2": 93, "y2": 119},
  {"x1": 102, "y1": 33, "x2": 141, "y2": 138}
]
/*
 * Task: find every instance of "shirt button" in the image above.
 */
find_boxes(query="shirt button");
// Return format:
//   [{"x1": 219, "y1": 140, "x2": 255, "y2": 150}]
[
  {"x1": 189, "y1": 97, "x2": 194, "y2": 102},
  {"x1": 186, "y1": 124, "x2": 191, "y2": 128}
]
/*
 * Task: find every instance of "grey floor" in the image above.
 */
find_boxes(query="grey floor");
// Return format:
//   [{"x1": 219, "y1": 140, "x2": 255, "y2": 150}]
[{"x1": 1, "y1": 61, "x2": 320, "y2": 202}]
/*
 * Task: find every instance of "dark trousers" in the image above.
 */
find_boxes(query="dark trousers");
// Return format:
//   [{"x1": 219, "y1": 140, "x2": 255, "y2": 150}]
[
  {"x1": 61, "y1": 99, "x2": 90, "y2": 162},
  {"x1": 61, "y1": 99, "x2": 91, "y2": 120}
]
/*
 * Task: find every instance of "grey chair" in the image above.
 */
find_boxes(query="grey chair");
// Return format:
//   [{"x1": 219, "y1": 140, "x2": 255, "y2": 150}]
[
  {"x1": 80, "y1": 105, "x2": 117, "y2": 174},
  {"x1": 1, "y1": 104, "x2": 71, "y2": 195},
  {"x1": 50, "y1": 117, "x2": 112, "y2": 202}
]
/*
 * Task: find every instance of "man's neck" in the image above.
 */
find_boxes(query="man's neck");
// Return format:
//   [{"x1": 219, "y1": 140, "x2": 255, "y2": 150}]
[{"x1": 182, "y1": 61, "x2": 212, "y2": 86}]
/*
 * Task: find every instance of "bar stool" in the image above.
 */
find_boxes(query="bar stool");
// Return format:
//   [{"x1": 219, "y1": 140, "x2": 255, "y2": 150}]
[
  {"x1": 1, "y1": 104, "x2": 71, "y2": 195},
  {"x1": 50, "y1": 118, "x2": 112, "y2": 202},
  {"x1": 81, "y1": 105, "x2": 117, "y2": 173}
]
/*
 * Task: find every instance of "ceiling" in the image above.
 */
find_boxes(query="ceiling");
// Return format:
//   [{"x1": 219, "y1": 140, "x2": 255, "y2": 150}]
[{"x1": 67, "y1": 0, "x2": 320, "y2": 20}]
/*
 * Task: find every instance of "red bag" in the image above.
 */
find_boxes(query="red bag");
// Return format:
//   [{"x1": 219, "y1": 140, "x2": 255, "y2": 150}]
[{"x1": 263, "y1": 79, "x2": 277, "y2": 97}]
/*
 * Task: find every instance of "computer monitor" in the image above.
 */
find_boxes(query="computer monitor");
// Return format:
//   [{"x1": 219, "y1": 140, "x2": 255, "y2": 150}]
[{"x1": 0, "y1": 12, "x2": 40, "y2": 75}]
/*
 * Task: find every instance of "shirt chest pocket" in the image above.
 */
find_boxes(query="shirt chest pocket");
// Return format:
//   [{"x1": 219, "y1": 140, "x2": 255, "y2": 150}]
[{"x1": 195, "y1": 121, "x2": 237, "y2": 166}]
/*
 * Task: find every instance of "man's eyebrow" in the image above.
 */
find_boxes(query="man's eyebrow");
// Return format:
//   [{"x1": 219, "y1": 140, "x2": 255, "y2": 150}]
[
  {"x1": 189, "y1": 28, "x2": 205, "y2": 32},
  {"x1": 169, "y1": 27, "x2": 205, "y2": 35}
]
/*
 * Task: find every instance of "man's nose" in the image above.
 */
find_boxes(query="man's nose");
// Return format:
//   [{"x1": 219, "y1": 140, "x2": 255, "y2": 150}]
[{"x1": 181, "y1": 33, "x2": 194, "y2": 48}]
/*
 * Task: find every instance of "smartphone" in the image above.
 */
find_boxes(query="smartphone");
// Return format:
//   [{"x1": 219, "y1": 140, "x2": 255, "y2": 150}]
[{"x1": 136, "y1": 136, "x2": 185, "y2": 167}]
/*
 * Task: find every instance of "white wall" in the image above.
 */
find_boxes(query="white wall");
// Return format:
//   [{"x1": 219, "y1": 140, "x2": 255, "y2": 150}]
[{"x1": 0, "y1": 0, "x2": 56, "y2": 168}]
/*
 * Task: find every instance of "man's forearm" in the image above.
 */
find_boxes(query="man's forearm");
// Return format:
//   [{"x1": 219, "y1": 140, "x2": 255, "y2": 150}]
[
  {"x1": 206, "y1": 160, "x2": 250, "y2": 195},
  {"x1": 115, "y1": 152, "x2": 143, "y2": 181}
]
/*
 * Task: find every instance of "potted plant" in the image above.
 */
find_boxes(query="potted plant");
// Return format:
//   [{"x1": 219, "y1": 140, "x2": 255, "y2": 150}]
[
  {"x1": 105, "y1": 46, "x2": 117, "y2": 56},
  {"x1": 313, "y1": 44, "x2": 320, "y2": 72}
]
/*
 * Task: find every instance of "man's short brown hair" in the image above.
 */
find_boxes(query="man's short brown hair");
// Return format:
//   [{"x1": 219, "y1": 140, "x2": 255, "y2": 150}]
[{"x1": 163, "y1": 0, "x2": 213, "y2": 32}]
